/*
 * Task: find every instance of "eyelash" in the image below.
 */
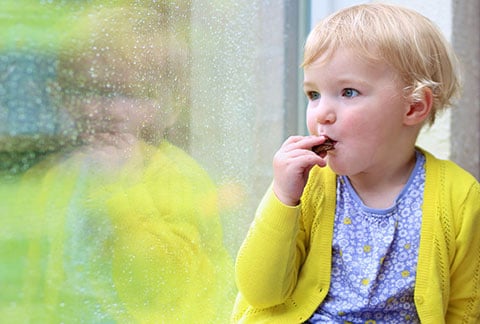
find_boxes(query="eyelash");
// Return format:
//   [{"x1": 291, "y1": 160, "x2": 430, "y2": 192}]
[
  {"x1": 342, "y1": 88, "x2": 359, "y2": 97},
  {"x1": 306, "y1": 91, "x2": 320, "y2": 101}
]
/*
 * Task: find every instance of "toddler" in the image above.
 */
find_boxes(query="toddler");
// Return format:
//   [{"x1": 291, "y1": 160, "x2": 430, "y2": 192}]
[{"x1": 233, "y1": 3, "x2": 480, "y2": 323}]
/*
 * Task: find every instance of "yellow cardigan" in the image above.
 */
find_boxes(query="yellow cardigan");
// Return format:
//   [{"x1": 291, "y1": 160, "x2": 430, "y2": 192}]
[
  {"x1": 3, "y1": 141, "x2": 235, "y2": 323},
  {"x1": 233, "y1": 150, "x2": 480, "y2": 323}
]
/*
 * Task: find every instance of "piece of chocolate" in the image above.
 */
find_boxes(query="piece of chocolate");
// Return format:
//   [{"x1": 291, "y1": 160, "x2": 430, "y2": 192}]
[{"x1": 312, "y1": 139, "x2": 336, "y2": 155}]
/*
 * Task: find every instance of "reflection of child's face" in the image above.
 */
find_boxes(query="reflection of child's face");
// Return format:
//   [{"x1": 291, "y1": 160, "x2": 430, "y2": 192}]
[
  {"x1": 303, "y1": 47, "x2": 410, "y2": 176},
  {"x1": 79, "y1": 94, "x2": 161, "y2": 140}
]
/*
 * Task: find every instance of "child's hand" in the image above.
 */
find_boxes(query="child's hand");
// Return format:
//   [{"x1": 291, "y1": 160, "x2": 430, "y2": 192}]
[{"x1": 272, "y1": 136, "x2": 328, "y2": 206}]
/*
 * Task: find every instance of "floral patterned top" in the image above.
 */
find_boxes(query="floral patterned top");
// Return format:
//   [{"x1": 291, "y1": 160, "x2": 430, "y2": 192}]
[{"x1": 308, "y1": 151, "x2": 425, "y2": 323}]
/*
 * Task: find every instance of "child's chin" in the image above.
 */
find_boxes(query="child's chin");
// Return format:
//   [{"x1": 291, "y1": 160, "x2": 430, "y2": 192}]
[{"x1": 326, "y1": 159, "x2": 349, "y2": 176}]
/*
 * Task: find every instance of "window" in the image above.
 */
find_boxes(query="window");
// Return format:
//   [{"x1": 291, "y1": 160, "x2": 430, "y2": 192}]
[{"x1": 0, "y1": 0, "x2": 308, "y2": 321}]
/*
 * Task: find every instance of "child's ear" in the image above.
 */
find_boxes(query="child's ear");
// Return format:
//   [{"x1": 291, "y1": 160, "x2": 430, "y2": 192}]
[{"x1": 404, "y1": 87, "x2": 433, "y2": 126}]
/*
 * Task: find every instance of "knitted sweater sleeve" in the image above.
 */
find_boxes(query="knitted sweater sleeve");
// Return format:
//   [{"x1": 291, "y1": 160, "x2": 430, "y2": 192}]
[
  {"x1": 234, "y1": 186, "x2": 308, "y2": 308},
  {"x1": 446, "y1": 164, "x2": 480, "y2": 323},
  {"x1": 416, "y1": 152, "x2": 480, "y2": 323}
]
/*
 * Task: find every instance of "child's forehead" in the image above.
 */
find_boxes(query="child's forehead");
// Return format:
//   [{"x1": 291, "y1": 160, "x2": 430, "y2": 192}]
[
  {"x1": 303, "y1": 47, "x2": 403, "y2": 87},
  {"x1": 305, "y1": 45, "x2": 383, "y2": 69}
]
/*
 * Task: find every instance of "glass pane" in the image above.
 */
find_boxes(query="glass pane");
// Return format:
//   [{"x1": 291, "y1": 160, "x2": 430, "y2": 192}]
[{"x1": 0, "y1": 0, "x2": 303, "y2": 322}]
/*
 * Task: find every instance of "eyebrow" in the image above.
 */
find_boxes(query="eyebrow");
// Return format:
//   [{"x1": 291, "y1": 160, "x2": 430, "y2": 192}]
[
  {"x1": 303, "y1": 81, "x2": 316, "y2": 89},
  {"x1": 303, "y1": 77, "x2": 369, "y2": 89}
]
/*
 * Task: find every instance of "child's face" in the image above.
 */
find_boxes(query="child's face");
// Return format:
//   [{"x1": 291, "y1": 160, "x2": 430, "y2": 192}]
[
  {"x1": 303, "y1": 47, "x2": 411, "y2": 176},
  {"x1": 71, "y1": 94, "x2": 165, "y2": 144}
]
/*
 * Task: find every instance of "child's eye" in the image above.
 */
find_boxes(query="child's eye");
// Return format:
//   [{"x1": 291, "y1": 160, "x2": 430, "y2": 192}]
[
  {"x1": 342, "y1": 88, "x2": 359, "y2": 98},
  {"x1": 307, "y1": 91, "x2": 320, "y2": 101}
]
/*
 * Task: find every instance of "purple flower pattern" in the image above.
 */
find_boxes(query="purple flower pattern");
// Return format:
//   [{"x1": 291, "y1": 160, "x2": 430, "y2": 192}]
[{"x1": 308, "y1": 151, "x2": 425, "y2": 324}]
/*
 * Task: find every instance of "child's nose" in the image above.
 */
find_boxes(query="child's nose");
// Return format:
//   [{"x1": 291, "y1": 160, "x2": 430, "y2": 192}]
[{"x1": 315, "y1": 100, "x2": 336, "y2": 125}]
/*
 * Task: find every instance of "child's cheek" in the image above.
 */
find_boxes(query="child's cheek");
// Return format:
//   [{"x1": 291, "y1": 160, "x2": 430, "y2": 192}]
[{"x1": 305, "y1": 111, "x2": 318, "y2": 135}]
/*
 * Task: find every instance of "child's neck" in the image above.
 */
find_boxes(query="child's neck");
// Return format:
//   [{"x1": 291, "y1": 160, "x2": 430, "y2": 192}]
[{"x1": 347, "y1": 151, "x2": 417, "y2": 209}]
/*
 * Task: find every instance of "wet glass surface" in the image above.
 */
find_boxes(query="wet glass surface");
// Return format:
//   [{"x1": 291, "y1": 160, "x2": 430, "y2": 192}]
[{"x1": 0, "y1": 0, "x2": 301, "y2": 321}]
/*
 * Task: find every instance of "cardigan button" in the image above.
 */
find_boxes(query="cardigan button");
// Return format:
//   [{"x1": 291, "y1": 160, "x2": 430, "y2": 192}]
[{"x1": 415, "y1": 296, "x2": 424, "y2": 304}]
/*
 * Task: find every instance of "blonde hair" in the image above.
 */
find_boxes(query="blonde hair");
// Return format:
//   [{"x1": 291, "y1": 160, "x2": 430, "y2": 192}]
[{"x1": 303, "y1": 3, "x2": 460, "y2": 125}]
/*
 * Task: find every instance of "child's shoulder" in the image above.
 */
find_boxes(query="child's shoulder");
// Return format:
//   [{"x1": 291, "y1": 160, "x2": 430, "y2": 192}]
[
  {"x1": 422, "y1": 149, "x2": 479, "y2": 204},
  {"x1": 423, "y1": 149, "x2": 478, "y2": 185}
]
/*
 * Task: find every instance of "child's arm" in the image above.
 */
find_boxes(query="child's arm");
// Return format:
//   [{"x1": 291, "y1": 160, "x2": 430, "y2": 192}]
[
  {"x1": 235, "y1": 187, "x2": 308, "y2": 308},
  {"x1": 447, "y1": 180, "x2": 480, "y2": 323},
  {"x1": 235, "y1": 135, "x2": 327, "y2": 308}
]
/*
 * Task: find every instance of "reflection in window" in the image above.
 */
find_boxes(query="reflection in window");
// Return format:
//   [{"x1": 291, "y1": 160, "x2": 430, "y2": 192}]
[{"x1": 0, "y1": 0, "x2": 303, "y2": 322}]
